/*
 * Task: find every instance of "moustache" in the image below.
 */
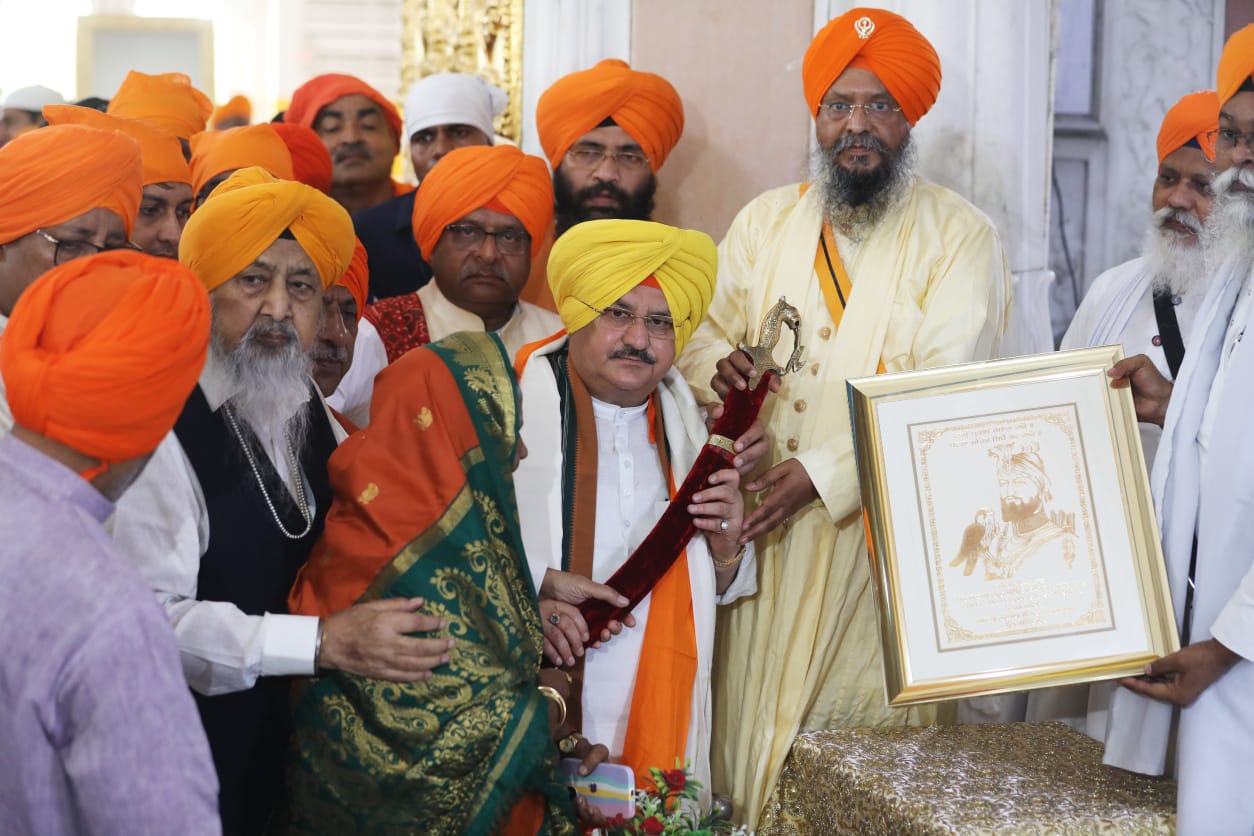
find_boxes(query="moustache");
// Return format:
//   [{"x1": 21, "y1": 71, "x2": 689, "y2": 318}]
[
  {"x1": 462, "y1": 260, "x2": 509, "y2": 280},
  {"x1": 242, "y1": 318, "x2": 299, "y2": 347},
  {"x1": 831, "y1": 132, "x2": 891, "y2": 155},
  {"x1": 1153, "y1": 207, "x2": 1202, "y2": 234},
  {"x1": 311, "y1": 342, "x2": 349, "y2": 364},
  {"x1": 334, "y1": 143, "x2": 371, "y2": 163},
  {"x1": 576, "y1": 181, "x2": 630, "y2": 206},
  {"x1": 609, "y1": 346, "x2": 657, "y2": 365},
  {"x1": 1214, "y1": 164, "x2": 1254, "y2": 197}
]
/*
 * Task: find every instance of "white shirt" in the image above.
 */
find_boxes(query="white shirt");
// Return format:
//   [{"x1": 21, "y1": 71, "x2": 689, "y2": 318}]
[
  {"x1": 110, "y1": 354, "x2": 347, "y2": 696},
  {"x1": 0, "y1": 312, "x2": 11, "y2": 435},
  {"x1": 332, "y1": 281, "x2": 562, "y2": 425},
  {"x1": 582, "y1": 397, "x2": 669, "y2": 756},
  {"x1": 1199, "y1": 273, "x2": 1254, "y2": 461}
]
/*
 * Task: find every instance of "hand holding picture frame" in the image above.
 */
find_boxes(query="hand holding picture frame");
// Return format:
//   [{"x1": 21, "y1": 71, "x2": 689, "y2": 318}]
[{"x1": 848, "y1": 346, "x2": 1178, "y2": 706}]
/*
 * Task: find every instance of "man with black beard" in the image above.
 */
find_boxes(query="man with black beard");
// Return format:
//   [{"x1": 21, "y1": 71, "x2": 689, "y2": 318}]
[
  {"x1": 110, "y1": 169, "x2": 453, "y2": 835},
  {"x1": 523, "y1": 59, "x2": 684, "y2": 311},
  {"x1": 676, "y1": 8, "x2": 1010, "y2": 827}
]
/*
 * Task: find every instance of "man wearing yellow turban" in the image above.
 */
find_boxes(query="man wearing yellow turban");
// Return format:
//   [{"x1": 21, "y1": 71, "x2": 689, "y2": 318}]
[
  {"x1": 109, "y1": 167, "x2": 452, "y2": 834},
  {"x1": 1102, "y1": 24, "x2": 1254, "y2": 834},
  {"x1": 43, "y1": 104, "x2": 194, "y2": 259},
  {"x1": 513, "y1": 218, "x2": 760, "y2": 810},
  {"x1": 0, "y1": 250, "x2": 220, "y2": 833},
  {"x1": 333, "y1": 144, "x2": 562, "y2": 426},
  {"x1": 676, "y1": 7, "x2": 1011, "y2": 825}
]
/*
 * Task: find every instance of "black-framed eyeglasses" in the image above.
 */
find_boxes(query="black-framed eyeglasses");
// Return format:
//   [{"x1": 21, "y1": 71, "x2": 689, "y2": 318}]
[
  {"x1": 576, "y1": 298, "x2": 676, "y2": 340},
  {"x1": 564, "y1": 146, "x2": 651, "y2": 171},
  {"x1": 441, "y1": 223, "x2": 531, "y2": 256},
  {"x1": 33, "y1": 228, "x2": 139, "y2": 265},
  {"x1": 817, "y1": 100, "x2": 903, "y2": 123},
  {"x1": 1216, "y1": 127, "x2": 1254, "y2": 152}
]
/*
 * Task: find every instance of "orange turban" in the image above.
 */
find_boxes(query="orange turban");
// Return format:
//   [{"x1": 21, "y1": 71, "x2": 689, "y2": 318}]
[
  {"x1": 0, "y1": 124, "x2": 142, "y2": 244},
  {"x1": 212, "y1": 94, "x2": 252, "y2": 129},
  {"x1": 1218, "y1": 24, "x2": 1254, "y2": 107},
  {"x1": 108, "y1": 71, "x2": 213, "y2": 138},
  {"x1": 189, "y1": 124, "x2": 295, "y2": 199},
  {"x1": 180, "y1": 167, "x2": 355, "y2": 293},
  {"x1": 271, "y1": 122, "x2": 334, "y2": 193},
  {"x1": 1157, "y1": 91, "x2": 1220, "y2": 164},
  {"x1": 536, "y1": 59, "x2": 684, "y2": 172},
  {"x1": 411, "y1": 144, "x2": 552, "y2": 261},
  {"x1": 42, "y1": 104, "x2": 191, "y2": 187},
  {"x1": 803, "y1": 8, "x2": 942, "y2": 125},
  {"x1": 335, "y1": 238, "x2": 369, "y2": 320},
  {"x1": 0, "y1": 249, "x2": 209, "y2": 466},
  {"x1": 286, "y1": 74, "x2": 403, "y2": 151}
]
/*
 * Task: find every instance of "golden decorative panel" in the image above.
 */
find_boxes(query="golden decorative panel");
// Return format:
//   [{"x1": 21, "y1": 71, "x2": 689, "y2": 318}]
[{"x1": 401, "y1": 0, "x2": 524, "y2": 142}]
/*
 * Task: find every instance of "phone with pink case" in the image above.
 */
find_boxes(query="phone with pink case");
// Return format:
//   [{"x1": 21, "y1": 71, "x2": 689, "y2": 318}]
[{"x1": 558, "y1": 758, "x2": 635, "y2": 819}]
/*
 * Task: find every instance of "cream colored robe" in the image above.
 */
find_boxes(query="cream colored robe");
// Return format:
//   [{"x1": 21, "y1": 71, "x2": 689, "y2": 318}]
[{"x1": 678, "y1": 178, "x2": 1011, "y2": 826}]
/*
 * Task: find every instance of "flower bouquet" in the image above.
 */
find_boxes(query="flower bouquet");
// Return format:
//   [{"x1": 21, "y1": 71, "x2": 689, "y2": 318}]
[{"x1": 591, "y1": 762, "x2": 749, "y2": 836}]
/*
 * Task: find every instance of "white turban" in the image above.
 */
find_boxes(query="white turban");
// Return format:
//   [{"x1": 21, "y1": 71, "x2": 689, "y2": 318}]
[
  {"x1": 4, "y1": 85, "x2": 64, "y2": 112},
  {"x1": 403, "y1": 73, "x2": 507, "y2": 143}
]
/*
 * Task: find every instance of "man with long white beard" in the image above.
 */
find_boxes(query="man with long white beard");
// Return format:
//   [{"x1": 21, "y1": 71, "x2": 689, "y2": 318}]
[
  {"x1": 110, "y1": 168, "x2": 454, "y2": 836},
  {"x1": 1103, "y1": 23, "x2": 1254, "y2": 835},
  {"x1": 1063, "y1": 91, "x2": 1218, "y2": 467},
  {"x1": 676, "y1": 8, "x2": 1010, "y2": 826}
]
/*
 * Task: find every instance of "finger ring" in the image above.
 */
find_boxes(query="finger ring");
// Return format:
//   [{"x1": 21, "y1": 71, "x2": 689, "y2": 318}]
[
  {"x1": 720, "y1": 519, "x2": 730, "y2": 531},
  {"x1": 549, "y1": 613, "x2": 560, "y2": 625}
]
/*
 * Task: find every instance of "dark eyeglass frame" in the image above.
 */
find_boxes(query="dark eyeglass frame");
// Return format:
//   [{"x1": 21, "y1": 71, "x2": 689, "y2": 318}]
[
  {"x1": 441, "y1": 223, "x2": 531, "y2": 256},
  {"x1": 33, "y1": 228, "x2": 140, "y2": 265}
]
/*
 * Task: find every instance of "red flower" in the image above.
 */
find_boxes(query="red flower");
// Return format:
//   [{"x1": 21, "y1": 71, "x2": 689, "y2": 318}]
[
  {"x1": 641, "y1": 816, "x2": 665, "y2": 835},
  {"x1": 663, "y1": 768, "x2": 686, "y2": 791}
]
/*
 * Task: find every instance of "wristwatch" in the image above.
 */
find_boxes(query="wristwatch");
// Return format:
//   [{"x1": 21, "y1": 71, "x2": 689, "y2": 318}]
[{"x1": 558, "y1": 732, "x2": 583, "y2": 755}]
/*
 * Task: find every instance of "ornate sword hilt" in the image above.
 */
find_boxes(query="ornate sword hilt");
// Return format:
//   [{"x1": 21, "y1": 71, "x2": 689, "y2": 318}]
[{"x1": 737, "y1": 296, "x2": 806, "y2": 389}]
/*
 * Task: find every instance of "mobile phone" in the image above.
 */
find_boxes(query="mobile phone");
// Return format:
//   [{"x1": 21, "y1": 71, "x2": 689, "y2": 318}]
[{"x1": 558, "y1": 757, "x2": 635, "y2": 819}]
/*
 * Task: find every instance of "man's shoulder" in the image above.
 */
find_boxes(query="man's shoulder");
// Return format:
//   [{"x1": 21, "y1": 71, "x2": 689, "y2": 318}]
[
  {"x1": 911, "y1": 177, "x2": 1000, "y2": 232},
  {"x1": 736, "y1": 182, "x2": 808, "y2": 218},
  {"x1": 352, "y1": 190, "x2": 413, "y2": 235}
]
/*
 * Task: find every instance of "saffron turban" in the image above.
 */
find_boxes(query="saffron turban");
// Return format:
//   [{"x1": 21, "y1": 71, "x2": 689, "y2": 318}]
[
  {"x1": 1, "y1": 249, "x2": 209, "y2": 465},
  {"x1": 404, "y1": 72, "x2": 507, "y2": 141},
  {"x1": 108, "y1": 71, "x2": 213, "y2": 138},
  {"x1": 271, "y1": 122, "x2": 334, "y2": 193},
  {"x1": 180, "y1": 167, "x2": 355, "y2": 293},
  {"x1": 43, "y1": 104, "x2": 191, "y2": 187},
  {"x1": 1157, "y1": 91, "x2": 1220, "y2": 164},
  {"x1": 548, "y1": 219, "x2": 716, "y2": 356},
  {"x1": 0, "y1": 124, "x2": 142, "y2": 243},
  {"x1": 212, "y1": 94, "x2": 252, "y2": 129},
  {"x1": 335, "y1": 238, "x2": 369, "y2": 321},
  {"x1": 803, "y1": 8, "x2": 942, "y2": 125},
  {"x1": 287, "y1": 73, "x2": 404, "y2": 151},
  {"x1": 1218, "y1": 24, "x2": 1254, "y2": 107},
  {"x1": 189, "y1": 124, "x2": 296, "y2": 198},
  {"x1": 535, "y1": 59, "x2": 684, "y2": 172},
  {"x1": 411, "y1": 144, "x2": 552, "y2": 260}
]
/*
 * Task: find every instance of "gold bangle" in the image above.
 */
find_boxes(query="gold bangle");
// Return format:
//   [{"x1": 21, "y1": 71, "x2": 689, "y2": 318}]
[
  {"x1": 712, "y1": 544, "x2": 747, "y2": 570},
  {"x1": 538, "y1": 685, "x2": 567, "y2": 728}
]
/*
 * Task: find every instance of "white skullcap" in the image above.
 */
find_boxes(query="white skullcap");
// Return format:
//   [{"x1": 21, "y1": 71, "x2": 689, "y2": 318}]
[
  {"x1": 4, "y1": 85, "x2": 65, "y2": 113},
  {"x1": 403, "y1": 73, "x2": 507, "y2": 143}
]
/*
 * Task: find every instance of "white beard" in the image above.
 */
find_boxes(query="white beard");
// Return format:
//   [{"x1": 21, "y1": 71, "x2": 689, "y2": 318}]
[
  {"x1": 1142, "y1": 208, "x2": 1208, "y2": 296},
  {"x1": 209, "y1": 317, "x2": 313, "y2": 454},
  {"x1": 1202, "y1": 165, "x2": 1254, "y2": 277}
]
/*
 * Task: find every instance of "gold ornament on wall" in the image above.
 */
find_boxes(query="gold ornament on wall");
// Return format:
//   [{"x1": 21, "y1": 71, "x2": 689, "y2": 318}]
[{"x1": 401, "y1": 0, "x2": 524, "y2": 142}]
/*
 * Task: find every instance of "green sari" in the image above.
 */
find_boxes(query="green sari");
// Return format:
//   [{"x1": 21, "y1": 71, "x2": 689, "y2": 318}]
[{"x1": 279, "y1": 332, "x2": 574, "y2": 835}]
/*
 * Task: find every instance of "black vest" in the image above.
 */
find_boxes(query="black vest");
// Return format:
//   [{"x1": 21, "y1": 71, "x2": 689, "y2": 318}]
[{"x1": 173, "y1": 385, "x2": 336, "y2": 836}]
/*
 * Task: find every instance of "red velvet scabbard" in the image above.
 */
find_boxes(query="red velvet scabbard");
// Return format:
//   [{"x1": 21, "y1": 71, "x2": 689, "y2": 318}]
[{"x1": 579, "y1": 367, "x2": 776, "y2": 638}]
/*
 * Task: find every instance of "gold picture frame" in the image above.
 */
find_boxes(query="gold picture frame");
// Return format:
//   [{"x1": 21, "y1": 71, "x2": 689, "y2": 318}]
[{"x1": 848, "y1": 346, "x2": 1179, "y2": 705}]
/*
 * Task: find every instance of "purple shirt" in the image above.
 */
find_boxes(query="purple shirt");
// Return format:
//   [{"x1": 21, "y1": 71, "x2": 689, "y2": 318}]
[{"x1": 0, "y1": 436, "x2": 220, "y2": 835}]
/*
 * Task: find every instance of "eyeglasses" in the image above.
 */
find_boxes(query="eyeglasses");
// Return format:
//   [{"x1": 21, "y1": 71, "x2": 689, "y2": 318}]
[
  {"x1": 817, "y1": 100, "x2": 903, "y2": 123},
  {"x1": 564, "y1": 146, "x2": 651, "y2": 171},
  {"x1": 1216, "y1": 127, "x2": 1254, "y2": 152},
  {"x1": 33, "y1": 229, "x2": 138, "y2": 265},
  {"x1": 441, "y1": 223, "x2": 531, "y2": 256},
  {"x1": 578, "y1": 298, "x2": 676, "y2": 340}
]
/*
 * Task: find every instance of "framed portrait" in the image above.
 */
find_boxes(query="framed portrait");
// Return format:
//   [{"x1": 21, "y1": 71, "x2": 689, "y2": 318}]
[{"x1": 848, "y1": 346, "x2": 1178, "y2": 705}]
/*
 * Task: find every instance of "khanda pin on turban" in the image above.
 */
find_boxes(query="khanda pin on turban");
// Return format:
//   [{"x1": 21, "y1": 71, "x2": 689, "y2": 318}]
[
  {"x1": 1157, "y1": 91, "x2": 1220, "y2": 164},
  {"x1": 335, "y1": 238, "x2": 369, "y2": 321},
  {"x1": 287, "y1": 73, "x2": 404, "y2": 152},
  {"x1": 271, "y1": 122, "x2": 334, "y2": 193},
  {"x1": 548, "y1": 219, "x2": 716, "y2": 356},
  {"x1": 536, "y1": 59, "x2": 685, "y2": 172},
  {"x1": 42, "y1": 105, "x2": 191, "y2": 187},
  {"x1": 803, "y1": 8, "x2": 942, "y2": 125},
  {"x1": 411, "y1": 144, "x2": 553, "y2": 260},
  {"x1": 0, "y1": 124, "x2": 143, "y2": 243},
  {"x1": 189, "y1": 124, "x2": 296, "y2": 199},
  {"x1": 108, "y1": 71, "x2": 213, "y2": 138},
  {"x1": 1217, "y1": 23, "x2": 1254, "y2": 106},
  {"x1": 1, "y1": 250, "x2": 210, "y2": 470},
  {"x1": 179, "y1": 166, "x2": 355, "y2": 293}
]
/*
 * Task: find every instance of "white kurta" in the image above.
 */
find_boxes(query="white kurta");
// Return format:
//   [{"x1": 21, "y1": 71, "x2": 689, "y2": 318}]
[
  {"x1": 0, "y1": 312, "x2": 11, "y2": 435},
  {"x1": 331, "y1": 281, "x2": 562, "y2": 425},
  {"x1": 513, "y1": 335, "x2": 757, "y2": 806},
  {"x1": 1104, "y1": 252, "x2": 1254, "y2": 835},
  {"x1": 109, "y1": 354, "x2": 347, "y2": 696}
]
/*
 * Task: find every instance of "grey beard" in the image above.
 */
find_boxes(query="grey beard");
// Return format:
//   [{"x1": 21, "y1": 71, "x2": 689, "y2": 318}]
[
  {"x1": 209, "y1": 320, "x2": 314, "y2": 456},
  {"x1": 810, "y1": 133, "x2": 916, "y2": 239},
  {"x1": 1202, "y1": 165, "x2": 1254, "y2": 277},
  {"x1": 1142, "y1": 208, "x2": 1207, "y2": 296}
]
